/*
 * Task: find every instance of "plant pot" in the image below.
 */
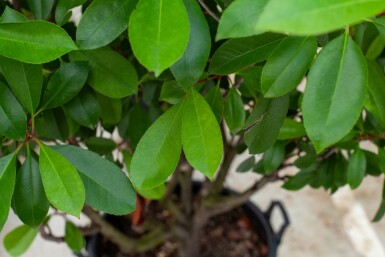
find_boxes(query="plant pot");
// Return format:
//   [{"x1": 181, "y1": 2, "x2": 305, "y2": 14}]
[{"x1": 78, "y1": 184, "x2": 289, "y2": 257}]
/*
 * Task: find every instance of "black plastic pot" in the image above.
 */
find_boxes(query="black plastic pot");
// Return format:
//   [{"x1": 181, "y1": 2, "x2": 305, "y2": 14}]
[{"x1": 78, "y1": 185, "x2": 290, "y2": 257}]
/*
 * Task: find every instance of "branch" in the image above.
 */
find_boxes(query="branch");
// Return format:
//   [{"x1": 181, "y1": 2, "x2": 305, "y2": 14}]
[
  {"x1": 204, "y1": 169, "x2": 284, "y2": 218},
  {"x1": 39, "y1": 225, "x2": 65, "y2": 243},
  {"x1": 82, "y1": 205, "x2": 172, "y2": 254},
  {"x1": 197, "y1": 0, "x2": 220, "y2": 22}
]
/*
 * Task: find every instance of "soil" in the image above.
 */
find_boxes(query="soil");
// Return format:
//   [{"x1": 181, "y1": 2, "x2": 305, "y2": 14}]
[{"x1": 96, "y1": 202, "x2": 268, "y2": 257}]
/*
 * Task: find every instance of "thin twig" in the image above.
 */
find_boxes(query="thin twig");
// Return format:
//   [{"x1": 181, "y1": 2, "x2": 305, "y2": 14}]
[{"x1": 197, "y1": 0, "x2": 220, "y2": 22}]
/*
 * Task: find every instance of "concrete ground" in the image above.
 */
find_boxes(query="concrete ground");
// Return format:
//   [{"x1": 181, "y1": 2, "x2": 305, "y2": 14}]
[{"x1": 1, "y1": 145, "x2": 385, "y2": 257}]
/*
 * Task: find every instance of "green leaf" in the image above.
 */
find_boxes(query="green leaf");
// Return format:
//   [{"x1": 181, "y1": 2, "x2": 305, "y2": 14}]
[
  {"x1": 0, "y1": 21, "x2": 77, "y2": 64},
  {"x1": 3, "y1": 225, "x2": 38, "y2": 257},
  {"x1": 0, "y1": 55, "x2": 42, "y2": 113},
  {"x1": 129, "y1": 0, "x2": 190, "y2": 76},
  {"x1": 263, "y1": 142, "x2": 285, "y2": 172},
  {"x1": 130, "y1": 103, "x2": 183, "y2": 190},
  {"x1": 261, "y1": 36, "x2": 317, "y2": 97},
  {"x1": 224, "y1": 87, "x2": 245, "y2": 134},
  {"x1": 160, "y1": 80, "x2": 185, "y2": 104},
  {"x1": 137, "y1": 184, "x2": 166, "y2": 200},
  {"x1": 65, "y1": 221, "x2": 84, "y2": 253},
  {"x1": 236, "y1": 156, "x2": 255, "y2": 173},
  {"x1": 0, "y1": 82, "x2": 27, "y2": 141},
  {"x1": 294, "y1": 143, "x2": 317, "y2": 169},
  {"x1": 127, "y1": 104, "x2": 152, "y2": 148},
  {"x1": 170, "y1": 0, "x2": 210, "y2": 90},
  {"x1": 379, "y1": 148, "x2": 385, "y2": 173},
  {"x1": 205, "y1": 85, "x2": 224, "y2": 124},
  {"x1": 39, "y1": 143, "x2": 85, "y2": 217},
  {"x1": 96, "y1": 94, "x2": 122, "y2": 126},
  {"x1": 182, "y1": 89, "x2": 223, "y2": 179},
  {"x1": 278, "y1": 118, "x2": 306, "y2": 140},
  {"x1": 13, "y1": 148, "x2": 49, "y2": 228},
  {"x1": 65, "y1": 90, "x2": 100, "y2": 128},
  {"x1": 35, "y1": 109, "x2": 69, "y2": 141},
  {"x1": 283, "y1": 168, "x2": 315, "y2": 191},
  {"x1": 28, "y1": 0, "x2": 55, "y2": 20},
  {"x1": 41, "y1": 62, "x2": 89, "y2": 110},
  {"x1": 374, "y1": 16, "x2": 385, "y2": 37},
  {"x1": 216, "y1": 0, "x2": 268, "y2": 40},
  {"x1": 0, "y1": 153, "x2": 16, "y2": 231},
  {"x1": 303, "y1": 33, "x2": 367, "y2": 153},
  {"x1": 373, "y1": 181, "x2": 385, "y2": 222},
  {"x1": 244, "y1": 95, "x2": 289, "y2": 154},
  {"x1": 84, "y1": 137, "x2": 116, "y2": 155},
  {"x1": 0, "y1": 7, "x2": 28, "y2": 23},
  {"x1": 256, "y1": 0, "x2": 385, "y2": 35},
  {"x1": 55, "y1": 0, "x2": 86, "y2": 25},
  {"x1": 209, "y1": 33, "x2": 284, "y2": 75},
  {"x1": 69, "y1": 48, "x2": 137, "y2": 98},
  {"x1": 366, "y1": 35, "x2": 385, "y2": 61},
  {"x1": 365, "y1": 60, "x2": 385, "y2": 128},
  {"x1": 237, "y1": 66, "x2": 262, "y2": 98},
  {"x1": 53, "y1": 145, "x2": 136, "y2": 215},
  {"x1": 76, "y1": 0, "x2": 137, "y2": 49},
  {"x1": 347, "y1": 148, "x2": 366, "y2": 189}
]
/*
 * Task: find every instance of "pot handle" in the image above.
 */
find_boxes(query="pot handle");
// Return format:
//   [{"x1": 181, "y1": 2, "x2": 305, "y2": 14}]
[{"x1": 264, "y1": 201, "x2": 290, "y2": 243}]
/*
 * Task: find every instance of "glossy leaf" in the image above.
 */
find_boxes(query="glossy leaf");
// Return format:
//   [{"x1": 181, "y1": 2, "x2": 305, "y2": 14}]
[
  {"x1": 69, "y1": 48, "x2": 137, "y2": 98},
  {"x1": 160, "y1": 80, "x2": 185, "y2": 104},
  {"x1": 127, "y1": 104, "x2": 152, "y2": 148},
  {"x1": 0, "y1": 7, "x2": 28, "y2": 23},
  {"x1": 13, "y1": 149, "x2": 49, "y2": 227},
  {"x1": 244, "y1": 95, "x2": 289, "y2": 154},
  {"x1": 374, "y1": 17, "x2": 385, "y2": 37},
  {"x1": 379, "y1": 148, "x2": 385, "y2": 173},
  {"x1": 256, "y1": 0, "x2": 385, "y2": 35},
  {"x1": 65, "y1": 221, "x2": 84, "y2": 253},
  {"x1": 39, "y1": 143, "x2": 85, "y2": 217},
  {"x1": 283, "y1": 168, "x2": 315, "y2": 191},
  {"x1": 303, "y1": 33, "x2": 367, "y2": 153},
  {"x1": 0, "y1": 154, "x2": 16, "y2": 231},
  {"x1": 0, "y1": 21, "x2": 77, "y2": 64},
  {"x1": 35, "y1": 109, "x2": 69, "y2": 141},
  {"x1": 182, "y1": 89, "x2": 223, "y2": 179},
  {"x1": 84, "y1": 137, "x2": 116, "y2": 155},
  {"x1": 170, "y1": 0, "x2": 210, "y2": 90},
  {"x1": 53, "y1": 145, "x2": 136, "y2": 215},
  {"x1": 130, "y1": 103, "x2": 183, "y2": 190},
  {"x1": 236, "y1": 156, "x2": 255, "y2": 173},
  {"x1": 137, "y1": 184, "x2": 166, "y2": 200},
  {"x1": 263, "y1": 142, "x2": 285, "y2": 172},
  {"x1": 261, "y1": 36, "x2": 317, "y2": 97},
  {"x1": 216, "y1": 0, "x2": 268, "y2": 40},
  {"x1": 347, "y1": 148, "x2": 366, "y2": 189},
  {"x1": 237, "y1": 66, "x2": 263, "y2": 98},
  {"x1": 0, "y1": 55, "x2": 42, "y2": 113},
  {"x1": 76, "y1": 0, "x2": 137, "y2": 49},
  {"x1": 0, "y1": 82, "x2": 27, "y2": 141},
  {"x1": 55, "y1": 0, "x2": 86, "y2": 25},
  {"x1": 278, "y1": 118, "x2": 306, "y2": 140},
  {"x1": 209, "y1": 33, "x2": 284, "y2": 75},
  {"x1": 129, "y1": 0, "x2": 189, "y2": 76},
  {"x1": 96, "y1": 94, "x2": 122, "y2": 126},
  {"x1": 205, "y1": 85, "x2": 224, "y2": 124},
  {"x1": 65, "y1": 90, "x2": 100, "y2": 128},
  {"x1": 365, "y1": 35, "x2": 385, "y2": 60},
  {"x1": 3, "y1": 225, "x2": 38, "y2": 257},
  {"x1": 373, "y1": 181, "x2": 385, "y2": 222},
  {"x1": 28, "y1": 0, "x2": 55, "y2": 20},
  {"x1": 224, "y1": 87, "x2": 245, "y2": 134},
  {"x1": 365, "y1": 60, "x2": 385, "y2": 128},
  {"x1": 41, "y1": 62, "x2": 89, "y2": 110}
]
